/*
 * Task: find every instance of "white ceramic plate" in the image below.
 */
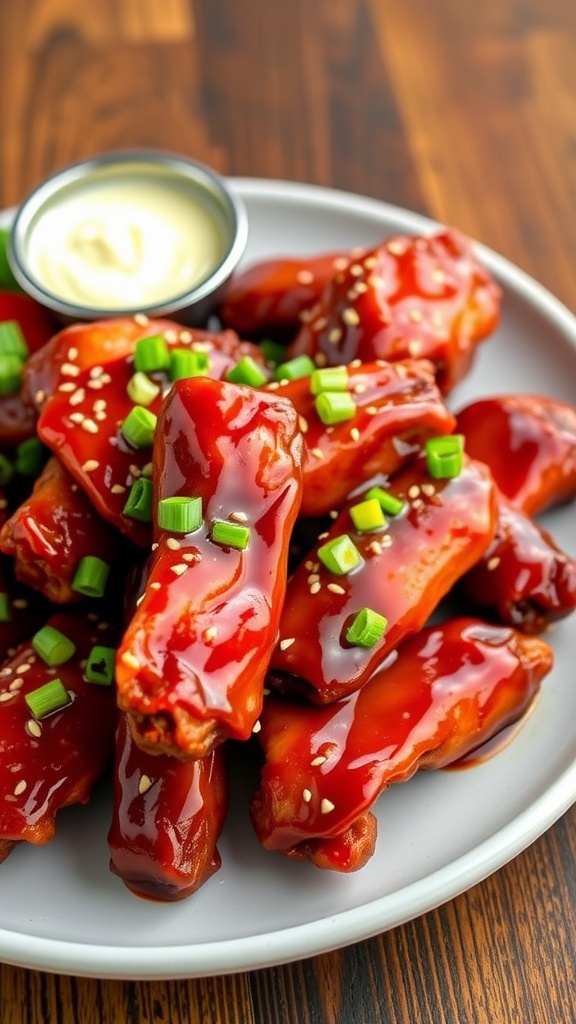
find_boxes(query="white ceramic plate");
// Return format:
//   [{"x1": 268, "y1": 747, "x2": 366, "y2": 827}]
[{"x1": 1, "y1": 179, "x2": 576, "y2": 980}]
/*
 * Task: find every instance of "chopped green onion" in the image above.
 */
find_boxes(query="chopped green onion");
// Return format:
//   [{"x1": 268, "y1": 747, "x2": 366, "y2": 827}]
[
  {"x1": 169, "y1": 348, "x2": 210, "y2": 381},
  {"x1": 0, "y1": 228, "x2": 20, "y2": 291},
  {"x1": 158, "y1": 495, "x2": 203, "y2": 533},
  {"x1": 345, "y1": 607, "x2": 388, "y2": 647},
  {"x1": 126, "y1": 371, "x2": 160, "y2": 407},
  {"x1": 425, "y1": 434, "x2": 464, "y2": 479},
  {"x1": 25, "y1": 678, "x2": 71, "y2": 720},
  {"x1": 0, "y1": 320, "x2": 28, "y2": 359},
  {"x1": 259, "y1": 339, "x2": 286, "y2": 367},
  {"x1": 318, "y1": 534, "x2": 363, "y2": 575},
  {"x1": 226, "y1": 355, "x2": 268, "y2": 388},
  {"x1": 123, "y1": 477, "x2": 153, "y2": 522},
  {"x1": 364, "y1": 486, "x2": 405, "y2": 516},
  {"x1": 0, "y1": 593, "x2": 11, "y2": 622},
  {"x1": 274, "y1": 354, "x2": 316, "y2": 381},
  {"x1": 310, "y1": 366, "x2": 348, "y2": 395},
  {"x1": 0, "y1": 453, "x2": 13, "y2": 486},
  {"x1": 71, "y1": 556, "x2": 110, "y2": 598},
  {"x1": 84, "y1": 644, "x2": 116, "y2": 686},
  {"x1": 121, "y1": 406, "x2": 157, "y2": 448},
  {"x1": 14, "y1": 437, "x2": 46, "y2": 477},
  {"x1": 211, "y1": 519, "x2": 251, "y2": 550},
  {"x1": 32, "y1": 625, "x2": 76, "y2": 666},
  {"x1": 315, "y1": 390, "x2": 356, "y2": 425},
  {"x1": 134, "y1": 334, "x2": 170, "y2": 373},
  {"x1": 0, "y1": 353, "x2": 23, "y2": 395},
  {"x1": 349, "y1": 497, "x2": 386, "y2": 532}
]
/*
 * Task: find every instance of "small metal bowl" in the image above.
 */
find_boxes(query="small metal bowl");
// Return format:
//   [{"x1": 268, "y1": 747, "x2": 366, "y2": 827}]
[{"x1": 8, "y1": 150, "x2": 248, "y2": 325}]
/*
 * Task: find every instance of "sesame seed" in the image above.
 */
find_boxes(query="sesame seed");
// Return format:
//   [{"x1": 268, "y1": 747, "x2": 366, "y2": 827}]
[
  {"x1": 111, "y1": 484, "x2": 127, "y2": 494},
  {"x1": 150, "y1": 581, "x2": 161, "y2": 590},
  {"x1": 311, "y1": 755, "x2": 327, "y2": 766},
  {"x1": 296, "y1": 269, "x2": 314, "y2": 285},
  {"x1": 13, "y1": 780, "x2": 27, "y2": 797},
  {"x1": 0, "y1": 692, "x2": 15, "y2": 702},
  {"x1": 327, "y1": 583, "x2": 345, "y2": 595},
  {"x1": 333, "y1": 256, "x2": 350, "y2": 271},
  {"x1": 349, "y1": 263, "x2": 365, "y2": 277},
  {"x1": 412, "y1": 498, "x2": 424, "y2": 510},
  {"x1": 82, "y1": 460, "x2": 100, "y2": 473},
  {"x1": 229, "y1": 511, "x2": 248, "y2": 522},
  {"x1": 368, "y1": 540, "x2": 383, "y2": 555},
  {"x1": 69, "y1": 388, "x2": 86, "y2": 406},
  {"x1": 204, "y1": 626, "x2": 217, "y2": 642},
  {"x1": 328, "y1": 328, "x2": 342, "y2": 344},
  {"x1": 129, "y1": 464, "x2": 142, "y2": 478},
  {"x1": 302, "y1": 788, "x2": 312, "y2": 803},
  {"x1": 279, "y1": 637, "x2": 296, "y2": 651},
  {"x1": 9, "y1": 678, "x2": 23, "y2": 691},
  {"x1": 352, "y1": 383, "x2": 367, "y2": 394},
  {"x1": 61, "y1": 362, "x2": 80, "y2": 377},
  {"x1": 164, "y1": 330, "x2": 178, "y2": 343},
  {"x1": 69, "y1": 412, "x2": 84, "y2": 424},
  {"x1": 134, "y1": 313, "x2": 150, "y2": 327},
  {"x1": 363, "y1": 256, "x2": 378, "y2": 269},
  {"x1": 408, "y1": 485, "x2": 421, "y2": 499},
  {"x1": 81, "y1": 419, "x2": 98, "y2": 434},
  {"x1": 487, "y1": 556, "x2": 501, "y2": 571},
  {"x1": 387, "y1": 240, "x2": 407, "y2": 256},
  {"x1": 350, "y1": 427, "x2": 360, "y2": 442},
  {"x1": 311, "y1": 447, "x2": 324, "y2": 459},
  {"x1": 329, "y1": 510, "x2": 339, "y2": 519},
  {"x1": 93, "y1": 399, "x2": 107, "y2": 413},
  {"x1": 309, "y1": 581, "x2": 321, "y2": 595},
  {"x1": 170, "y1": 563, "x2": 188, "y2": 576},
  {"x1": 16, "y1": 663, "x2": 32, "y2": 674},
  {"x1": 298, "y1": 416, "x2": 309, "y2": 434},
  {"x1": 252, "y1": 720, "x2": 262, "y2": 734},
  {"x1": 87, "y1": 379, "x2": 104, "y2": 390},
  {"x1": 304, "y1": 561, "x2": 317, "y2": 571},
  {"x1": 421, "y1": 483, "x2": 436, "y2": 497},
  {"x1": 321, "y1": 798, "x2": 335, "y2": 814},
  {"x1": 67, "y1": 346, "x2": 79, "y2": 360},
  {"x1": 26, "y1": 719, "x2": 42, "y2": 738},
  {"x1": 366, "y1": 406, "x2": 378, "y2": 416},
  {"x1": 35, "y1": 389, "x2": 46, "y2": 405},
  {"x1": 121, "y1": 651, "x2": 140, "y2": 670},
  {"x1": 408, "y1": 340, "x2": 422, "y2": 357},
  {"x1": 342, "y1": 307, "x2": 360, "y2": 327},
  {"x1": 179, "y1": 330, "x2": 192, "y2": 343},
  {"x1": 138, "y1": 774, "x2": 153, "y2": 795},
  {"x1": 166, "y1": 538, "x2": 181, "y2": 550},
  {"x1": 191, "y1": 340, "x2": 213, "y2": 353},
  {"x1": 89, "y1": 365, "x2": 104, "y2": 379},
  {"x1": 182, "y1": 551, "x2": 201, "y2": 563},
  {"x1": 307, "y1": 573, "x2": 320, "y2": 584}
]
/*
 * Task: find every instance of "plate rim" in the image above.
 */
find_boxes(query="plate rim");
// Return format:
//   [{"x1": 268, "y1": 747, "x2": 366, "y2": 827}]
[{"x1": 1, "y1": 176, "x2": 576, "y2": 980}]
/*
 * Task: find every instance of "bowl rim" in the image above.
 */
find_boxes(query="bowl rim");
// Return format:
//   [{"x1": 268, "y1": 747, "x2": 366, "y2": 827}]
[{"x1": 7, "y1": 149, "x2": 249, "y2": 320}]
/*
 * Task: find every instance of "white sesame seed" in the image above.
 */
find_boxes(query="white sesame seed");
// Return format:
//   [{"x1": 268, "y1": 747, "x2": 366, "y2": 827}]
[
  {"x1": 327, "y1": 583, "x2": 345, "y2": 595},
  {"x1": 421, "y1": 483, "x2": 436, "y2": 497},
  {"x1": 328, "y1": 328, "x2": 342, "y2": 344},
  {"x1": 13, "y1": 780, "x2": 27, "y2": 796},
  {"x1": 229, "y1": 511, "x2": 248, "y2": 522},
  {"x1": 307, "y1": 573, "x2": 320, "y2": 584},
  {"x1": 134, "y1": 313, "x2": 150, "y2": 327},
  {"x1": 82, "y1": 460, "x2": 100, "y2": 473},
  {"x1": 309, "y1": 581, "x2": 321, "y2": 595},
  {"x1": 170, "y1": 563, "x2": 188, "y2": 576},
  {"x1": 182, "y1": 551, "x2": 201, "y2": 563},
  {"x1": 408, "y1": 340, "x2": 422, "y2": 357},
  {"x1": 366, "y1": 405, "x2": 378, "y2": 416},
  {"x1": 350, "y1": 427, "x2": 360, "y2": 442},
  {"x1": 138, "y1": 774, "x2": 153, "y2": 795},
  {"x1": 203, "y1": 626, "x2": 217, "y2": 642},
  {"x1": 111, "y1": 484, "x2": 127, "y2": 494},
  {"x1": 352, "y1": 383, "x2": 367, "y2": 394},
  {"x1": 8, "y1": 678, "x2": 23, "y2": 691},
  {"x1": 89, "y1": 365, "x2": 104, "y2": 378},
  {"x1": 302, "y1": 788, "x2": 312, "y2": 803},
  {"x1": 342, "y1": 307, "x2": 360, "y2": 327},
  {"x1": 311, "y1": 755, "x2": 327, "y2": 766},
  {"x1": 311, "y1": 447, "x2": 324, "y2": 459},
  {"x1": 67, "y1": 346, "x2": 79, "y2": 360},
  {"x1": 26, "y1": 719, "x2": 42, "y2": 738},
  {"x1": 0, "y1": 692, "x2": 15, "y2": 702},
  {"x1": 487, "y1": 556, "x2": 501, "y2": 571},
  {"x1": 81, "y1": 419, "x2": 98, "y2": 434},
  {"x1": 61, "y1": 362, "x2": 80, "y2": 377},
  {"x1": 408, "y1": 485, "x2": 421, "y2": 499},
  {"x1": 150, "y1": 581, "x2": 161, "y2": 590},
  {"x1": 166, "y1": 538, "x2": 181, "y2": 550},
  {"x1": 69, "y1": 412, "x2": 84, "y2": 424},
  {"x1": 297, "y1": 269, "x2": 314, "y2": 285},
  {"x1": 298, "y1": 416, "x2": 309, "y2": 434},
  {"x1": 252, "y1": 720, "x2": 262, "y2": 734},
  {"x1": 16, "y1": 663, "x2": 31, "y2": 674},
  {"x1": 35, "y1": 389, "x2": 46, "y2": 405},
  {"x1": 368, "y1": 540, "x2": 383, "y2": 555},
  {"x1": 69, "y1": 388, "x2": 86, "y2": 406},
  {"x1": 279, "y1": 637, "x2": 296, "y2": 651},
  {"x1": 320, "y1": 798, "x2": 335, "y2": 814}
]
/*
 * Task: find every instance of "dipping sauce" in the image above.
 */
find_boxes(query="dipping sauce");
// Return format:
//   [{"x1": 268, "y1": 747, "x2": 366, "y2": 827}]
[{"x1": 26, "y1": 176, "x2": 227, "y2": 310}]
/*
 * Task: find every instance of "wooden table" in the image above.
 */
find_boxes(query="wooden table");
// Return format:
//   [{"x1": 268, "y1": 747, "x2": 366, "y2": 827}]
[{"x1": 2, "y1": 1, "x2": 576, "y2": 1020}]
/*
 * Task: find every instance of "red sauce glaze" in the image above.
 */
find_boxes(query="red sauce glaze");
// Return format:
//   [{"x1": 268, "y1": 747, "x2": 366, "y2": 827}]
[
  {"x1": 0, "y1": 290, "x2": 58, "y2": 446},
  {"x1": 116, "y1": 376, "x2": 304, "y2": 759},
  {"x1": 0, "y1": 609, "x2": 118, "y2": 853},
  {"x1": 456, "y1": 394, "x2": 576, "y2": 515},
  {"x1": 218, "y1": 250, "x2": 352, "y2": 337},
  {"x1": 108, "y1": 715, "x2": 228, "y2": 901},
  {"x1": 269, "y1": 358, "x2": 455, "y2": 517},
  {"x1": 0, "y1": 456, "x2": 120, "y2": 603},
  {"x1": 251, "y1": 618, "x2": 553, "y2": 870},
  {"x1": 36, "y1": 324, "x2": 270, "y2": 546},
  {"x1": 459, "y1": 496, "x2": 576, "y2": 633},
  {"x1": 269, "y1": 454, "x2": 498, "y2": 704},
  {"x1": 287, "y1": 230, "x2": 501, "y2": 394}
]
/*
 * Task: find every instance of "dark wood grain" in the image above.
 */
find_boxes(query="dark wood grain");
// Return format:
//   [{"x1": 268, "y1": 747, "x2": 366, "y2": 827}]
[{"x1": 1, "y1": 0, "x2": 576, "y2": 1021}]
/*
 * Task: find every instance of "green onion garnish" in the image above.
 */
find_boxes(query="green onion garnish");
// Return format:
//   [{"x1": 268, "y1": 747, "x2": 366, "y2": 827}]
[
  {"x1": 71, "y1": 556, "x2": 110, "y2": 598},
  {"x1": 0, "y1": 453, "x2": 13, "y2": 486},
  {"x1": 158, "y1": 495, "x2": 203, "y2": 533},
  {"x1": 226, "y1": 356, "x2": 268, "y2": 388},
  {"x1": 123, "y1": 477, "x2": 153, "y2": 522},
  {"x1": 349, "y1": 497, "x2": 386, "y2": 532},
  {"x1": 0, "y1": 228, "x2": 20, "y2": 291},
  {"x1": 317, "y1": 534, "x2": 363, "y2": 575},
  {"x1": 425, "y1": 435, "x2": 464, "y2": 479},
  {"x1": 259, "y1": 339, "x2": 286, "y2": 367},
  {"x1": 84, "y1": 644, "x2": 116, "y2": 686},
  {"x1": 134, "y1": 334, "x2": 171, "y2": 373},
  {"x1": 120, "y1": 406, "x2": 157, "y2": 448},
  {"x1": 0, "y1": 320, "x2": 28, "y2": 360},
  {"x1": 126, "y1": 371, "x2": 160, "y2": 407},
  {"x1": 169, "y1": 348, "x2": 210, "y2": 381},
  {"x1": 364, "y1": 486, "x2": 405, "y2": 516},
  {"x1": 32, "y1": 626, "x2": 76, "y2": 666},
  {"x1": 315, "y1": 391, "x2": 356, "y2": 425},
  {"x1": 0, "y1": 593, "x2": 11, "y2": 622},
  {"x1": 14, "y1": 437, "x2": 46, "y2": 478},
  {"x1": 274, "y1": 355, "x2": 316, "y2": 381},
  {"x1": 211, "y1": 519, "x2": 251, "y2": 550},
  {"x1": 25, "y1": 678, "x2": 71, "y2": 720},
  {"x1": 345, "y1": 607, "x2": 388, "y2": 647},
  {"x1": 0, "y1": 353, "x2": 23, "y2": 395},
  {"x1": 310, "y1": 366, "x2": 349, "y2": 395}
]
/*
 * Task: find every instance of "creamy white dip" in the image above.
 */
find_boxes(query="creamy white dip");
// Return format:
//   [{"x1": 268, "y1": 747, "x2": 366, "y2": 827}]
[{"x1": 26, "y1": 177, "x2": 226, "y2": 309}]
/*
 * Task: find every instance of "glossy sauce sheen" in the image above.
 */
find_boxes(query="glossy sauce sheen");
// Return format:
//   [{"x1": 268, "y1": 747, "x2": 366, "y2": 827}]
[
  {"x1": 108, "y1": 715, "x2": 228, "y2": 901},
  {"x1": 270, "y1": 455, "x2": 497, "y2": 704},
  {"x1": 116, "y1": 376, "x2": 303, "y2": 759},
  {"x1": 0, "y1": 609, "x2": 118, "y2": 849},
  {"x1": 251, "y1": 618, "x2": 553, "y2": 869}
]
